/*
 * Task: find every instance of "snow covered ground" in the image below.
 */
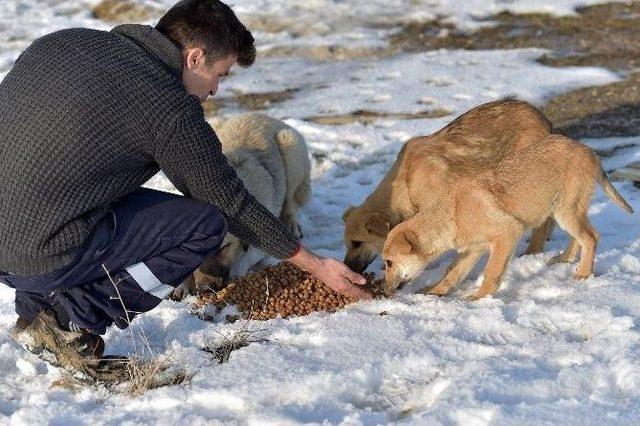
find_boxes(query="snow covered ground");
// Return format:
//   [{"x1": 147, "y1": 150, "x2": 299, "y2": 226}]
[{"x1": 1, "y1": 0, "x2": 640, "y2": 424}]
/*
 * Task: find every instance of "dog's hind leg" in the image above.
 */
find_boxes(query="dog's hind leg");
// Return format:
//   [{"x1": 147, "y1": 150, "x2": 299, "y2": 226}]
[
  {"x1": 524, "y1": 217, "x2": 555, "y2": 255},
  {"x1": 281, "y1": 164, "x2": 311, "y2": 239},
  {"x1": 277, "y1": 128, "x2": 311, "y2": 239},
  {"x1": 554, "y1": 206, "x2": 598, "y2": 280},
  {"x1": 424, "y1": 249, "x2": 483, "y2": 296},
  {"x1": 469, "y1": 234, "x2": 519, "y2": 300},
  {"x1": 548, "y1": 237, "x2": 580, "y2": 265},
  {"x1": 280, "y1": 187, "x2": 307, "y2": 238},
  {"x1": 281, "y1": 194, "x2": 303, "y2": 239}
]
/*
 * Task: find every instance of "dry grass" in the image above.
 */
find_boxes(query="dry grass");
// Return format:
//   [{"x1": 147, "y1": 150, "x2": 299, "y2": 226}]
[
  {"x1": 123, "y1": 355, "x2": 193, "y2": 396},
  {"x1": 201, "y1": 322, "x2": 269, "y2": 364},
  {"x1": 95, "y1": 265, "x2": 194, "y2": 394}
]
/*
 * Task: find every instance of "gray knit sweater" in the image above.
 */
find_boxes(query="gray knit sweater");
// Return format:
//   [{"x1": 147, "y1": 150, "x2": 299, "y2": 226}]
[{"x1": 0, "y1": 24, "x2": 299, "y2": 275}]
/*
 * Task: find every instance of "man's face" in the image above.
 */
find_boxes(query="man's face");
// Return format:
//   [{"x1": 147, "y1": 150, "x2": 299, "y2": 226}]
[{"x1": 182, "y1": 48, "x2": 237, "y2": 102}]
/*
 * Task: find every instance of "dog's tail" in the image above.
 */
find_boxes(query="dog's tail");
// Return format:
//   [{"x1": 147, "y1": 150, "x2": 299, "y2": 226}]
[{"x1": 599, "y1": 169, "x2": 633, "y2": 213}]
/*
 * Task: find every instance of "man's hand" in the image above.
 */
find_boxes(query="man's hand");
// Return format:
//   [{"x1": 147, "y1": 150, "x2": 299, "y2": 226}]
[{"x1": 287, "y1": 245, "x2": 372, "y2": 300}]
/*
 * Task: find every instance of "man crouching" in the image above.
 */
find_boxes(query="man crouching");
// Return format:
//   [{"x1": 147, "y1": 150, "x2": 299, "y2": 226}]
[{"x1": 0, "y1": 0, "x2": 369, "y2": 381}]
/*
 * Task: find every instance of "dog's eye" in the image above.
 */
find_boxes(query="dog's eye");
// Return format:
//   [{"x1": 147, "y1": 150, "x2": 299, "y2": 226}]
[
  {"x1": 352, "y1": 240, "x2": 363, "y2": 249},
  {"x1": 385, "y1": 259, "x2": 393, "y2": 269}
]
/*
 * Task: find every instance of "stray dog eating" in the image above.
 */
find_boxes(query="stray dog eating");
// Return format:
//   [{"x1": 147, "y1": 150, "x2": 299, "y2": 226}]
[
  {"x1": 382, "y1": 135, "x2": 633, "y2": 300},
  {"x1": 343, "y1": 99, "x2": 554, "y2": 273},
  {"x1": 172, "y1": 113, "x2": 311, "y2": 299}
]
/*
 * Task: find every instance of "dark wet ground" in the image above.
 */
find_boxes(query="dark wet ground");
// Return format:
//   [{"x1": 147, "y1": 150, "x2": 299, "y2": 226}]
[{"x1": 389, "y1": 2, "x2": 640, "y2": 138}]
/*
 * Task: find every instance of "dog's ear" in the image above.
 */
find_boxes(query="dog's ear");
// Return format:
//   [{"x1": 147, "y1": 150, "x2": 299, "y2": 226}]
[
  {"x1": 365, "y1": 212, "x2": 390, "y2": 236},
  {"x1": 342, "y1": 205, "x2": 356, "y2": 223},
  {"x1": 397, "y1": 229, "x2": 419, "y2": 254}
]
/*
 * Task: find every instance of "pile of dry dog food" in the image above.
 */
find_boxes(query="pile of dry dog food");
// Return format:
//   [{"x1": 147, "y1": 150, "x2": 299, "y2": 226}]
[{"x1": 196, "y1": 262, "x2": 385, "y2": 320}]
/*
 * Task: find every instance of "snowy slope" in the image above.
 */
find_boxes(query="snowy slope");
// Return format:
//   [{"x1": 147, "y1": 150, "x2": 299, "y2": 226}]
[{"x1": 1, "y1": 1, "x2": 640, "y2": 425}]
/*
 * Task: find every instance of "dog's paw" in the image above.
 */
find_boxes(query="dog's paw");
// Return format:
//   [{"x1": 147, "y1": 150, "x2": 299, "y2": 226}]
[
  {"x1": 548, "y1": 253, "x2": 577, "y2": 265},
  {"x1": 464, "y1": 294, "x2": 479, "y2": 302},
  {"x1": 464, "y1": 291, "x2": 493, "y2": 301},
  {"x1": 571, "y1": 272, "x2": 592, "y2": 281},
  {"x1": 423, "y1": 284, "x2": 450, "y2": 296},
  {"x1": 170, "y1": 282, "x2": 193, "y2": 301}
]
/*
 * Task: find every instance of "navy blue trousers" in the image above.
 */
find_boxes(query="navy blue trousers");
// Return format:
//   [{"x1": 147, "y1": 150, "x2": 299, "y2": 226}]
[{"x1": 2, "y1": 188, "x2": 226, "y2": 335}]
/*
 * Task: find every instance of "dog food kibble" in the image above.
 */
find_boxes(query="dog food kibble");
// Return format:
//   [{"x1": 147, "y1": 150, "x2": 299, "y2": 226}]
[{"x1": 196, "y1": 262, "x2": 385, "y2": 320}]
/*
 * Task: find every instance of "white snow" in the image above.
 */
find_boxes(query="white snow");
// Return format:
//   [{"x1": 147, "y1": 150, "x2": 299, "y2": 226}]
[{"x1": 1, "y1": 0, "x2": 640, "y2": 425}]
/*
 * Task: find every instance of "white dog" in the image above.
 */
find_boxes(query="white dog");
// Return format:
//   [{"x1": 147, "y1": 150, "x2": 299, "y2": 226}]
[{"x1": 173, "y1": 113, "x2": 311, "y2": 299}]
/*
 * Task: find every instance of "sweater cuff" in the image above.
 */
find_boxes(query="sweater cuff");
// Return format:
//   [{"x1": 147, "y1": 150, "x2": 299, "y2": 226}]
[{"x1": 286, "y1": 241, "x2": 302, "y2": 259}]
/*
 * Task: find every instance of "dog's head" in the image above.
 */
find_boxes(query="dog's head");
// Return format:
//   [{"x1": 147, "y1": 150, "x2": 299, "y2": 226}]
[
  {"x1": 342, "y1": 205, "x2": 390, "y2": 273},
  {"x1": 200, "y1": 234, "x2": 248, "y2": 283},
  {"x1": 382, "y1": 217, "x2": 449, "y2": 295}
]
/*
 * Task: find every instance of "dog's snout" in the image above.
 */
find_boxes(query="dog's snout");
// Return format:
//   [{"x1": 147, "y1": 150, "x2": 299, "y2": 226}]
[
  {"x1": 383, "y1": 277, "x2": 409, "y2": 296},
  {"x1": 344, "y1": 256, "x2": 372, "y2": 273}
]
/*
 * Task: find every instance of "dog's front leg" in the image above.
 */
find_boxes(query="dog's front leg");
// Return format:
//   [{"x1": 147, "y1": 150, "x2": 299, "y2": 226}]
[
  {"x1": 468, "y1": 236, "x2": 518, "y2": 300},
  {"x1": 424, "y1": 249, "x2": 483, "y2": 296}
]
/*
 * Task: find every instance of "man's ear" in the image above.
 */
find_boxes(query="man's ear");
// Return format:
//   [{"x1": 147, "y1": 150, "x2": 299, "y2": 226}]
[
  {"x1": 365, "y1": 212, "x2": 390, "y2": 236},
  {"x1": 397, "y1": 229, "x2": 419, "y2": 254},
  {"x1": 342, "y1": 205, "x2": 356, "y2": 223},
  {"x1": 184, "y1": 47, "x2": 206, "y2": 70}
]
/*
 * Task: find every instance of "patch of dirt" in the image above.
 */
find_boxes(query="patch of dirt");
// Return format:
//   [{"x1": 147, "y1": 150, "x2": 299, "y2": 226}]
[
  {"x1": 391, "y1": 2, "x2": 640, "y2": 138},
  {"x1": 244, "y1": 15, "x2": 333, "y2": 37},
  {"x1": 542, "y1": 73, "x2": 640, "y2": 138},
  {"x1": 92, "y1": 0, "x2": 162, "y2": 23},
  {"x1": 201, "y1": 88, "x2": 300, "y2": 118},
  {"x1": 231, "y1": 88, "x2": 301, "y2": 110},
  {"x1": 304, "y1": 108, "x2": 451, "y2": 125},
  {"x1": 390, "y1": 2, "x2": 640, "y2": 72},
  {"x1": 261, "y1": 45, "x2": 388, "y2": 61}
]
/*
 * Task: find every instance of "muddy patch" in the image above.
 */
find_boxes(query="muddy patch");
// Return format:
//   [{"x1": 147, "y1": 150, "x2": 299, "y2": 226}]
[
  {"x1": 201, "y1": 88, "x2": 300, "y2": 118},
  {"x1": 92, "y1": 0, "x2": 162, "y2": 23},
  {"x1": 261, "y1": 45, "x2": 388, "y2": 61},
  {"x1": 390, "y1": 2, "x2": 640, "y2": 73},
  {"x1": 304, "y1": 108, "x2": 451, "y2": 125},
  {"x1": 230, "y1": 88, "x2": 301, "y2": 110},
  {"x1": 542, "y1": 73, "x2": 640, "y2": 138},
  {"x1": 390, "y1": 2, "x2": 640, "y2": 138}
]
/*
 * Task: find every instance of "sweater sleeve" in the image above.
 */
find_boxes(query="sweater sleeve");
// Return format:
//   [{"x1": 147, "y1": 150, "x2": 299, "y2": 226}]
[{"x1": 154, "y1": 111, "x2": 300, "y2": 259}]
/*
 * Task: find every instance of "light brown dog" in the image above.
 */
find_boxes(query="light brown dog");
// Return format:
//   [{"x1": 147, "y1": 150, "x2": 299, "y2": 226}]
[
  {"x1": 382, "y1": 134, "x2": 633, "y2": 300},
  {"x1": 343, "y1": 99, "x2": 554, "y2": 273}
]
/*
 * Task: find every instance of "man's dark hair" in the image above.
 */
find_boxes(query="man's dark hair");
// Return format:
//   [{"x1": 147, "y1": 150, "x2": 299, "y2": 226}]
[{"x1": 156, "y1": 0, "x2": 256, "y2": 67}]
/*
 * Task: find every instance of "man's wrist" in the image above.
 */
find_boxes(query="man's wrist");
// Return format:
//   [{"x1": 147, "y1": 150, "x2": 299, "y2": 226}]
[{"x1": 287, "y1": 244, "x2": 323, "y2": 274}]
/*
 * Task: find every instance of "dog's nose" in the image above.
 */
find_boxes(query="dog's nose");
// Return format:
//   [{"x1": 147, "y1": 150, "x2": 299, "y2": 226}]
[{"x1": 344, "y1": 257, "x2": 371, "y2": 273}]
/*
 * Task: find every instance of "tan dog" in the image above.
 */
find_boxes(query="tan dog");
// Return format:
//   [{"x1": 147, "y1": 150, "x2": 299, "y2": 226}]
[
  {"x1": 382, "y1": 134, "x2": 633, "y2": 300},
  {"x1": 172, "y1": 113, "x2": 311, "y2": 299},
  {"x1": 343, "y1": 99, "x2": 554, "y2": 273}
]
